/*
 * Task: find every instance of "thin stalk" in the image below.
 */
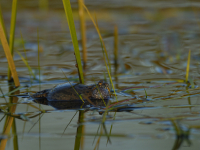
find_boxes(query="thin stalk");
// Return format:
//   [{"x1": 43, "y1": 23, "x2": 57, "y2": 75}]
[
  {"x1": 12, "y1": 119, "x2": 19, "y2": 150},
  {"x1": 62, "y1": 0, "x2": 84, "y2": 84},
  {"x1": 185, "y1": 50, "x2": 191, "y2": 82},
  {"x1": 74, "y1": 110, "x2": 84, "y2": 150},
  {"x1": 16, "y1": 50, "x2": 36, "y2": 79},
  {"x1": 8, "y1": 0, "x2": 18, "y2": 81},
  {"x1": 62, "y1": 111, "x2": 78, "y2": 136},
  {"x1": 114, "y1": 25, "x2": 118, "y2": 72},
  {"x1": 82, "y1": 3, "x2": 117, "y2": 101},
  {"x1": 78, "y1": 0, "x2": 87, "y2": 70}
]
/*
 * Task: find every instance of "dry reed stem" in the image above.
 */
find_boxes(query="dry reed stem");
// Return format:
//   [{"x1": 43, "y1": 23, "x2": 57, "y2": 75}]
[
  {"x1": 0, "y1": 23, "x2": 20, "y2": 87},
  {"x1": 8, "y1": 0, "x2": 18, "y2": 81}
]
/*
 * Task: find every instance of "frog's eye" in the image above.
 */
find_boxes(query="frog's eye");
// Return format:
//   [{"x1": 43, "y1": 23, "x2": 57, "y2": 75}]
[{"x1": 98, "y1": 80, "x2": 104, "y2": 86}]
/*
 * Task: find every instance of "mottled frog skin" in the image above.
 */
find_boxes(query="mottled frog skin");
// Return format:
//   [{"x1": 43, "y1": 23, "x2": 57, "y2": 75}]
[{"x1": 32, "y1": 80, "x2": 110, "y2": 101}]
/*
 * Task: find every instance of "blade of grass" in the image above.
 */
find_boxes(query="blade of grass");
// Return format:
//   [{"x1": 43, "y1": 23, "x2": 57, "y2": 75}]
[
  {"x1": 16, "y1": 50, "x2": 36, "y2": 79},
  {"x1": 106, "y1": 111, "x2": 116, "y2": 145},
  {"x1": 20, "y1": 30, "x2": 33, "y2": 81},
  {"x1": 28, "y1": 113, "x2": 44, "y2": 133},
  {"x1": 8, "y1": 0, "x2": 18, "y2": 81},
  {"x1": 62, "y1": 111, "x2": 78, "y2": 137},
  {"x1": 62, "y1": 0, "x2": 84, "y2": 84},
  {"x1": 82, "y1": 4, "x2": 117, "y2": 101},
  {"x1": 94, "y1": 14, "x2": 111, "y2": 74},
  {"x1": 0, "y1": 23, "x2": 20, "y2": 87},
  {"x1": 61, "y1": 69, "x2": 85, "y2": 103},
  {"x1": 0, "y1": 86, "x2": 22, "y2": 98},
  {"x1": 78, "y1": 0, "x2": 87, "y2": 69},
  {"x1": 0, "y1": 87, "x2": 8, "y2": 102},
  {"x1": 185, "y1": 50, "x2": 191, "y2": 82}
]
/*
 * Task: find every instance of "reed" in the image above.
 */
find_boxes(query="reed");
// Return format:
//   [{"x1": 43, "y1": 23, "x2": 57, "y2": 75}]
[
  {"x1": 0, "y1": 6, "x2": 7, "y2": 39},
  {"x1": 74, "y1": 110, "x2": 84, "y2": 150},
  {"x1": 12, "y1": 119, "x2": 19, "y2": 150},
  {"x1": 78, "y1": 0, "x2": 87, "y2": 70},
  {"x1": 114, "y1": 25, "x2": 118, "y2": 71},
  {"x1": 62, "y1": 0, "x2": 84, "y2": 84},
  {"x1": 0, "y1": 23, "x2": 20, "y2": 87},
  {"x1": 8, "y1": 0, "x2": 18, "y2": 81},
  {"x1": 82, "y1": 3, "x2": 117, "y2": 102},
  {"x1": 39, "y1": 0, "x2": 48, "y2": 11},
  {"x1": 185, "y1": 50, "x2": 191, "y2": 82}
]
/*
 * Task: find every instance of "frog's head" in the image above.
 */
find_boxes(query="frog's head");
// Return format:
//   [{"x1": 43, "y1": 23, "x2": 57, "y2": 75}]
[{"x1": 91, "y1": 80, "x2": 110, "y2": 100}]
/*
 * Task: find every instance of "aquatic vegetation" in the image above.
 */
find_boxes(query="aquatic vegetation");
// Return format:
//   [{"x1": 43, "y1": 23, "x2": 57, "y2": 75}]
[{"x1": 0, "y1": 1, "x2": 200, "y2": 150}]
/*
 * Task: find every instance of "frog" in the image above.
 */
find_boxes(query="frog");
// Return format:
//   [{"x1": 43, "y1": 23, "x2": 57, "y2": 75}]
[{"x1": 31, "y1": 80, "x2": 110, "y2": 101}]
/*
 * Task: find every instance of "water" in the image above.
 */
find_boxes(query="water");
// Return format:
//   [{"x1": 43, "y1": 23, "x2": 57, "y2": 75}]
[{"x1": 0, "y1": 0, "x2": 200, "y2": 150}]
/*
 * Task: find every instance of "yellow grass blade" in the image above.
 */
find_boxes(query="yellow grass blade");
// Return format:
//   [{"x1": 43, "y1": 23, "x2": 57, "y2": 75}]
[
  {"x1": 0, "y1": 23, "x2": 20, "y2": 87},
  {"x1": 185, "y1": 50, "x2": 191, "y2": 82},
  {"x1": 82, "y1": 3, "x2": 117, "y2": 102},
  {"x1": 0, "y1": 6, "x2": 7, "y2": 39},
  {"x1": 62, "y1": 0, "x2": 84, "y2": 84}
]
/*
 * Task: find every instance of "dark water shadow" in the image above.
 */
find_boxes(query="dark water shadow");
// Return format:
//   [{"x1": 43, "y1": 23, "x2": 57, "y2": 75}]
[{"x1": 33, "y1": 98, "x2": 109, "y2": 110}]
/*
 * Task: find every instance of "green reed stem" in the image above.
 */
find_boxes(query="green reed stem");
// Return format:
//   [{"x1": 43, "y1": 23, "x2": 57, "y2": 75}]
[
  {"x1": 74, "y1": 110, "x2": 84, "y2": 150},
  {"x1": 62, "y1": 0, "x2": 84, "y2": 84},
  {"x1": 78, "y1": 0, "x2": 87, "y2": 69},
  {"x1": 8, "y1": 0, "x2": 18, "y2": 81},
  {"x1": 12, "y1": 119, "x2": 19, "y2": 150}
]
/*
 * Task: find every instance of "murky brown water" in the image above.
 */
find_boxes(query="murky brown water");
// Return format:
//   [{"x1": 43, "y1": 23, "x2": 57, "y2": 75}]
[{"x1": 1, "y1": 0, "x2": 200, "y2": 150}]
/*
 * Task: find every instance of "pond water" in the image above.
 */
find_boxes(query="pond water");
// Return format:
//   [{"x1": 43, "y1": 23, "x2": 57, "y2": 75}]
[{"x1": 0, "y1": 0, "x2": 200, "y2": 150}]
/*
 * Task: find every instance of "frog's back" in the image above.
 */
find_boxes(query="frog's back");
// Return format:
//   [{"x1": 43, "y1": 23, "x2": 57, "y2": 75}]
[{"x1": 47, "y1": 83, "x2": 93, "y2": 101}]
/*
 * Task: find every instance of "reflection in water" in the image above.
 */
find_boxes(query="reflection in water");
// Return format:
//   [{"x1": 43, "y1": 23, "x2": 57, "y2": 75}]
[
  {"x1": 33, "y1": 98, "x2": 109, "y2": 110},
  {"x1": 0, "y1": 85, "x2": 19, "y2": 150}
]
